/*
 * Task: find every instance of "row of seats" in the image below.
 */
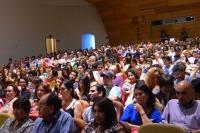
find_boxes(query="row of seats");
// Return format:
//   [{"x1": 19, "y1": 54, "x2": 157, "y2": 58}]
[{"x1": 0, "y1": 114, "x2": 188, "y2": 133}]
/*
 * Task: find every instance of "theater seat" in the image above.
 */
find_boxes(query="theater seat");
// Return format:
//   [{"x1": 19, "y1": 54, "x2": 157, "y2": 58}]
[
  {"x1": 0, "y1": 113, "x2": 14, "y2": 126},
  {"x1": 138, "y1": 123, "x2": 186, "y2": 133}
]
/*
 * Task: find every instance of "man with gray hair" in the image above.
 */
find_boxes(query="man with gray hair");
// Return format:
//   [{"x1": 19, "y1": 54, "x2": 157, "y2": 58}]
[{"x1": 162, "y1": 80, "x2": 200, "y2": 132}]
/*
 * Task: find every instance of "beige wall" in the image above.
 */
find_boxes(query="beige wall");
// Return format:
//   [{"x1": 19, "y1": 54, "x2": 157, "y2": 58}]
[{"x1": 0, "y1": 0, "x2": 107, "y2": 64}]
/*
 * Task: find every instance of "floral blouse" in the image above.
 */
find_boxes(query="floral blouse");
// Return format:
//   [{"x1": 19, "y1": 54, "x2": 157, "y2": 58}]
[{"x1": 83, "y1": 121, "x2": 126, "y2": 133}]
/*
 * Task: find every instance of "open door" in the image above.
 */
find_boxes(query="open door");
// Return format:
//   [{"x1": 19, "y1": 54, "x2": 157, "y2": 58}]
[{"x1": 45, "y1": 35, "x2": 57, "y2": 54}]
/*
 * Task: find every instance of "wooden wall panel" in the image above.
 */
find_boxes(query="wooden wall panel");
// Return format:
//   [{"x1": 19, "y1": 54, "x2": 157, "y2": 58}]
[
  {"x1": 168, "y1": 0, "x2": 200, "y2": 6},
  {"x1": 87, "y1": 0, "x2": 200, "y2": 44}
]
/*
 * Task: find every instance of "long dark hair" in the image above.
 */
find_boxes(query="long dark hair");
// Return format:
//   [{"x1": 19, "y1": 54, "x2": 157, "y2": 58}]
[
  {"x1": 85, "y1": 69, "x2": 95, "y2": 82},
  {"x1": 62, "y1": 80, "x2": 79, "y2": 99},
  {"x1": 78, "y1": 76, "x2": 90, "y2": 99},
  {"x1": 134, "y1": 80, "x2": 156, "y2": 108},
  {"x1": 92, "y1": 98, "x2": 117, "y2": 130},
  {"x1": 62, "y1": 68, "x2": 70, "y2": 80}
]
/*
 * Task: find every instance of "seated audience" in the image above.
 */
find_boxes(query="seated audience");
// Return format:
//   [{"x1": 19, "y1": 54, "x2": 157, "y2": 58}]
[
  {"x1": 76, "y1": 64, "x2": 86, "y2": 81},
  {"x1": 29, "y1": 83, "x2": 51, "y2": 118},
  {"x1": 52, "y1": 76, "x2": 64, "y2": 98},
  {"x1": 33, "y1": 93, "x2": 77, "y2": 133},
  {"x1": 162, "y1": 80, "x2": 200, "y2": 132},
  {"x1": 30, "y1": 77, "x2": 43, "y2": 99},
  {"x1": 0, "y1": 97, "x2": 33, "y2": 133},
  {"x1": 60, "y1": 80, "x2": 83, "y2": 118},
  {"x1": 144, "y1": 67, "x2": 164, "y2": 91},
  {"x1": 123, "y1": 68, "x2": 139, "y2": 106},
  {"x1": 82, "y1": 97, "x2": 127, "y2": 133},
  {"x1": 162, "y1": 56, "x2": 173, "y2": 76},
  {"x1": 35, "y1": 83, "x2": 51, "y2": 101},
  {"x1": 157, "y1": 76, "x2": 176, "y2": 106},
  {"x1": 18, "y1": 77, "x2": 31, "y2": 100},
  {"x1": 0, "y1": 35, "x2": 200, "y2": 133},
  {"x1": 101, "y1": 71, "x2": 122, "y2": 101},
  {"x1": 190, "y1": 60, "x2": 200, "y2": 79},
  {"x1": 121, "y1": 80, "x2": 161, "y2": 128},
  {"x1": 0, "y1": 84, "x2": 19, "y2": 114},
  {"x1": 109, "y1": 65, "x2": 124, "y2": 87},
  {"x1": 172, "y1": 62, "x2": 192, "y2": 85},
  {"x1": 83, "y1": 82, "x2": 106, "y2": 123},
  {"x1": 191, "y1": 78, "x2": 200, "y2": 99},
  {"x1": 75, "y1": 76, "x2": 90, "y2": 101}
]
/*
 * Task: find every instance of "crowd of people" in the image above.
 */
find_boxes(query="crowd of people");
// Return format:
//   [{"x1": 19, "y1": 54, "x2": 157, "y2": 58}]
[{"x1": 0, "y1": 36, "x2": 200, "y2": 133}]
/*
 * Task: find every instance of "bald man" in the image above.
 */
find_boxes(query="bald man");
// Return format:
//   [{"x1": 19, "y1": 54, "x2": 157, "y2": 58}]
[{"x1": 162, "y1": 80, "x2": 200, "y2": 132}]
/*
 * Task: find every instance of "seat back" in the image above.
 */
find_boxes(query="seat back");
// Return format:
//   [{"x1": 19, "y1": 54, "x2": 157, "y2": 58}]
[
  {"x1": 138, "y1": 123, "x2": 186, "y2": 133},
  {"x1": 0, "y1": 113, "x2": 14, "y2": 126}
]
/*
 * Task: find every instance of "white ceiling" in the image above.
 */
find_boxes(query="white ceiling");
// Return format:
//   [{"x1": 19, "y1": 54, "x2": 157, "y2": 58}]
[{"x1": 41, "y1": 0, "x2": 91, "y2": 6}]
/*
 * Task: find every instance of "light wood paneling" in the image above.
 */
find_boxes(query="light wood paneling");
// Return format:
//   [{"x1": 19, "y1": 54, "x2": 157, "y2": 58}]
[{"x1": 87, "y1": 0, "x2": 200, "y2": 44}]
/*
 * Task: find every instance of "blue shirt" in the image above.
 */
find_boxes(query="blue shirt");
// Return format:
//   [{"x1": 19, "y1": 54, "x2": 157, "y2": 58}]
[
  {"x1": 120, "y1": 104, "x2": 161, "y2": 125},
  {"x1": 21, "y1": 89, "x2": 31, "y2": 100},
  {"x1": 83, "y1": 106, "x2": 94, "y2": 123},
  {"x1": 162, "y1": 65, "x2": 173, "y2": 76},
  {"x1": 32, "y1": 110, "x2": 77, "y2": 133}
]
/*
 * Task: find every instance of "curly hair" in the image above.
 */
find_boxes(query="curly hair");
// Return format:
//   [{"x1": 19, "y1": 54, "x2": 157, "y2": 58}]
[{"x1": 145, "y1": 67, "x2": 164, "y2": 89}]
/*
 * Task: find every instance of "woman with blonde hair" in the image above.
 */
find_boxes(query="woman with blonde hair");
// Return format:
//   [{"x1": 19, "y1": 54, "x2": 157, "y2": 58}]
[
  {"x1": 144, "y1": 67, "x2": 164, "y2": 90},
  {"x1": 144, "y1": 67, "x2": 165, "y2": 111}
]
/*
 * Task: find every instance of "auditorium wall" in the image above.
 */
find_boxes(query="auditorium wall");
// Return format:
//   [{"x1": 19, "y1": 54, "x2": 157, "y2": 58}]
[
  {"x1": 0, "y1": 0, "x2": 107, "y2": 64},
  {"x1": 87, "y1": 0, "x2": 200, "y2": 44}
]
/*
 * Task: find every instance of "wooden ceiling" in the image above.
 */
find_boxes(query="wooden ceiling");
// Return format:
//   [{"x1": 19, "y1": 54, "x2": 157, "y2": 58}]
[{"x1": 87, "y1": 0, "x2": 200, "y2": 44}]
